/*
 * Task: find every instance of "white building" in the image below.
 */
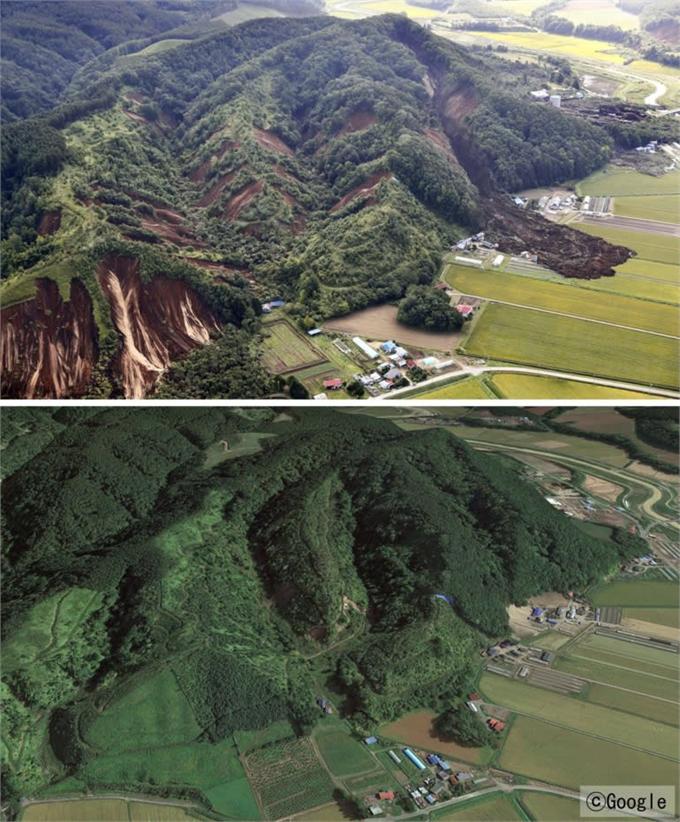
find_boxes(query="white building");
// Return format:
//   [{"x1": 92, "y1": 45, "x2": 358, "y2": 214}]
[
  {"x1": 454, "y1": 256, "x2": 482, "y2": 268},
  {"x1": 352, "y1": 336, "x2": 379, "y2": 359},
  {"x1": 492, "y1": 254, "x2": 504, "y2": 267},
  {"x1": 549, "y1": 94, "x2": 561, "y2": 108}
]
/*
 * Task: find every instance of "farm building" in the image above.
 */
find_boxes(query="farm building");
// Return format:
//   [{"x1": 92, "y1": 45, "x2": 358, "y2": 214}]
[
  {"x1": 530, "y1": 88, "x2": 549, "y2": 99},
  {"x1": 323, "y1": 378, "x2": 343, "y2": 390},
  {"x1": 365, "y1": 736, "x2": 378, "y2": 746},
  {"x1": 381, "y1": 340, "x2": 397, "y2": 353},
  {"x1": 531, "y1": 607, "x2": 544, "y2": 618},
  {"x1": 454, "y1": 256, "x2": 483, "y2": 268},
  {"x1": 377, "y1": 791, "x2": 395, "y2": 801},
  {"x1": 435, "y1": 281, "x2": 449, "y2": 290},
  {"x1": 492, "y1": 254, "x2": 504, "y2": 268},
  {"x1": 353, "y1": 337, "x2": 379, "y2": 359},
  {"x1": 455, "y1": 304, "x2": 475, "y2": 318},
  {"x1": 313, "y1": 393, "x2": 328, "y2": 400},
  {"x1": 308, "y1": 328, "x2": 322, "y2": 336},
  {"x1": 262, "y1": 299, "x2": 285, "y2": 312},
  {"x1": 388, "y1": 750, "x2": 401, "y2": 764},
  {"x1": 466, "y1": 701, "x2": 479, "y2": 713},
  {"x1": 385, "y1": 367, "x2": 401, "y2": 381},
  {"x1": 455, "y1": 772, "x2": 473, "y2": 782},
  {"x1": 403, "y1": 748, "x2": 427, "y2": 770},
  {"x1": 549, "y1": 94, "x2": 561, "y2": 108}
]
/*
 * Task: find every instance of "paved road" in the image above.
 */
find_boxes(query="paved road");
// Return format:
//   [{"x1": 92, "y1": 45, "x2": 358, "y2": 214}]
[
  {"x1": 582, "y1": 214, "x2": 680, "y2": 237},
  {"x1": 644, "y1": 78, "x2": 667, "y2": 106},
  {"x1": 385, "y1": 364, "x2": 680, "y2": 399}
]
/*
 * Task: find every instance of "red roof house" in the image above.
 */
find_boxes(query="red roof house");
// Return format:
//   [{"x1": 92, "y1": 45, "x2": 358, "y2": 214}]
[
  {"x1": 323, "y1": 378, "x2": 343, "y2": 390},
  {"x1": 378, "y1": 791, "x2": 395, "y2": 801}
]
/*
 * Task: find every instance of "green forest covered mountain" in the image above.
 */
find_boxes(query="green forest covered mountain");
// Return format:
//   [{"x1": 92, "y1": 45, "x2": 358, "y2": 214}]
[
  {"x1": 2, "y1": 6, "x2": 659, "y2": 399},
  {"x1": 1, "y1": 408, "x2": 637, "y2": 814}
]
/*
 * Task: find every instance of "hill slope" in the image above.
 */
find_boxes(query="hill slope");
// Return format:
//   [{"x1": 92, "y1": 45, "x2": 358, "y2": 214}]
[
  {"x1": 1, "y1": 408, "x2": 635, "y2": 813},
  {"x1": 1, "y1": 14, "x2": 635, "y2": 398}
]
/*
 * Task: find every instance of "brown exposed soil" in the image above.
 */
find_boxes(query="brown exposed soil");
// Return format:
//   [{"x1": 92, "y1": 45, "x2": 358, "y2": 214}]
[
  {"x1": 330, "y1": 171, "x2": 393, "y2": 213},
  {"x1": 1, "y1": 278, "x2": 97, "y2": 399},
  {"x1": 196, "y1": 169, "x2": 238, "y2": 207},
  {"x1": 139, "y1": 216, "x2": 204, "y2": 247},
  {"x1": 273, "y1": 164, "x2": 299, "y2": 183},
  {"x1": 337, "y1": 110, "x2": 377, "y2": 137},
  {"x1": 482, "y1": 194, "x2": 631, "y2": 278},
  {"x1": 37, "y1": 209, "x2": 62, "y2": 236},
  {"x1": 225, "y1": 180, "x2": 264, "y2": 221},
  {"x1": 253, "y1": 128, "x2": 293, "y2": 156},
  {"x1": 424, "y1": 128, "x2": 459, "y2": 164},
  {"x1": 97, "y1": 255, "x2": 219, "y2": 398},
  {"x1": 443, "y1": 84, "x2": 479, "y2": 122},
  {"x1": 647, "y1": 19, "x2": 680, "y2": 45}
]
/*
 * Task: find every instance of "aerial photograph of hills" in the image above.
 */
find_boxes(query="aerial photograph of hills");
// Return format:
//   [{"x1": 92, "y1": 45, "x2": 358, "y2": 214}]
[
  {"x1": 1, "y1": 405, "x2": 678, "y2": 821},
  {"x1": 1, "y1": 0, "x2": 678, "y2": 400}
]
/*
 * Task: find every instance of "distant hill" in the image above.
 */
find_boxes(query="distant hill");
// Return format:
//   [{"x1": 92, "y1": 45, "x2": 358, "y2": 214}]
[{"x1": 0, "y1": 407, "x2": 636, "y2": 812}]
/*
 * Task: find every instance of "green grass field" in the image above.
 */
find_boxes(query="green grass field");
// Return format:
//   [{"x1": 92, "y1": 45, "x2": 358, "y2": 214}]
[
  {"x1": 614, "y1": 195, "x2": 679, "y2": 223},
  {"x1": 529, "y1": 631, "x2": 572, "y2": 650},
  {"x1": 518, "y1": 792, "x2": 579, "y2": 821},
  {"x1": 578, "y1": 168, "x2": 680, "y2": 198},
  {"x1": 578, "y1": 224, "x2": 680, "y2": 266},
  {"x1": 498, "y1": 715, "x2": 678, "y2": 790},
  {"x1": 82, "y1": 739, "x2": 260, "y2": 819},
  {"x1": 414, "y1": 376, "x2": 495, "y2": 399},
  {"x1": 260, "y1": 320, "x2": 326, "y2": 374},
  {"x1": 83, "y1": 669, "x2": 202, "y2": 754},
  {"x1": 488, "y1": 373, "x2": 653, "y2": 399},
  {"x1": 560, "y1": 0, "x2": 639, "y2": 28},
  {"x1": 615, "y1": 258, "x2": 679, "y2": 283},
  {"x1": 445, "y1": 266, "x2": 679, "y2": 333},
  {"x1": 556, "y1": 655, "x2": 678, "y2": 701},
  {"x1": 480, "y1": 673, "x2": 678, "y2": 758},
  {"x1": 315, "y1": 728, "x2": 377, "y2": 777},
  {"x1": 575, "y1": 636, "x2": 679, "y2": 677},
  {"x1": 585, "y1": 683, "x2": 679, "y2": 726},
  {"x1": 589, "y1": 579, "x2": 679, "y2": 607},
  {"x1": 624, "y1": 607, "x2": 680, "y2": 628},
  {"x1": 462, "y1": 304, "x2": 679, "y2": 389},
  {"x1": 0, "y1": 261, "x2": 80, "y2": 309},
  {"x1": 433, "y1": 793, "x2": 523, "y2": 820}
]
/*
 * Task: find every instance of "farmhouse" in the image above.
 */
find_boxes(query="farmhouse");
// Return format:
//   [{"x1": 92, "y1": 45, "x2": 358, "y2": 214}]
[
  {"x1": 381, "y1": 340, "x2": 397, "y2": 353},
  {"x1": 455, "y1": 304, "x2": 475, "y2": 319},
  {"x1": 323, "y1": 378, "x2": 343, "y2": 390},
  {"x1": 377, "y1": 791, "x2": 395, "y2": 801}
]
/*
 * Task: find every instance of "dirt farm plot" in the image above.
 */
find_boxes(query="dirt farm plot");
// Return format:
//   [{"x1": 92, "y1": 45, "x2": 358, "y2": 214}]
[
  {"x1": 379, "y1": 710, "x2": 488, "y2": 764},
  {"x1": 243, "y1": 737, "x2": 335, "y2": 819},
  {"x1": 260, "y1": 319, "x2": 327, "y2": 374},
  {"x1": 323, "y1": 304, "x2": 461, "y2": 351},
  {"x1": 582, "y1": 475, "x2": 625, "y2": 503}
]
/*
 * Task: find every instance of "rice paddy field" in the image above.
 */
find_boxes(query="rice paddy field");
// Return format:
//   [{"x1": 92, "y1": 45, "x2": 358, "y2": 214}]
[
  {"x1": 487, "y1": 374, "x2": 652, "y2": 399},
  {"x1": 462, "y1": 304, "x2": 679, "y2": 389},
  {"x1": 578, "y1": 223, "x2": 680, "y2": 266},
  {"x1": 578, "y1": 168, "x2": 680, "y2": 197},
  {"x1": 589, "y1": 579, "x2": 679, "y2": 607},
  {"x1": 21, "y1": 799, "x2": 199, "y2": 821},
  {"x1": 432, "y1": 793, "x2": 523, "y2": 820},
  {"x1": 446, "y1": 265, "x2": 679, "y2": 334},
  {"x1": 414, "y1": 376, "x2": 495, "y2": 399},
  {"x1": 497, "y1": 715, "x2": 679, "y2": 789},
  {"x1": 481, "y1": 674, "x2": 678, "y2": 758}
]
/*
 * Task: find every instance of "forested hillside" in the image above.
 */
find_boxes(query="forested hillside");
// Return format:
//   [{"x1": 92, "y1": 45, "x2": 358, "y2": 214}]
[
  {"x1": 1, "y1": 12, "x2": 638, "y2": 398},
  {"x1": 1, "y1": 408, "x2": 636, "y2": 813}
]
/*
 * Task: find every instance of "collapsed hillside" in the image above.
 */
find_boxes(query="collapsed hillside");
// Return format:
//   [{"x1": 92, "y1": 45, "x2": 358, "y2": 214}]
[
  {"x1": 2, "y1": 13, "x2": 642, "y2": 397},
  {"x1": 1, "y1": 408, "x2": 636, "y2": 809}
]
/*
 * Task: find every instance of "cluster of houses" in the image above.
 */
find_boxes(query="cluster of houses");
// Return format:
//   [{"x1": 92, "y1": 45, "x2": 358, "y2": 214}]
[
  {"x1": 453, "y1": 231, "x2": 498, "y2": 253},
  {"x1": 361, "y1": 739, "x2": 485, "y2": 816}
]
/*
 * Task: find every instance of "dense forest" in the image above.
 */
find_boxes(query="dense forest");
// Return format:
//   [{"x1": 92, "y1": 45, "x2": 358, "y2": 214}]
[
  {"x1": 1, "y1": 9, "x2": 648, "y2": 397},
  {"x1": 1, "y1": 408, "x2": 637, "y2": 811}
]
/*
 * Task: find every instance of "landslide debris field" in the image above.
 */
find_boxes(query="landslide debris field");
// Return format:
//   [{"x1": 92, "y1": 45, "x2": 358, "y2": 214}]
[{"x1": 4, "y1": 4, "x2": 672, "y2": 399}]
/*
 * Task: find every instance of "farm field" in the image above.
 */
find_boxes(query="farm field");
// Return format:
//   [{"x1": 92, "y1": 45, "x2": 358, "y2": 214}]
[
  {"x1": 589, "y1": 579, "x2": 679, "y2": 607},
  {"x1": 615, "y1": 258, "x2": 679, "y2": 283},
  {"x1": 518, "y1": 793, "x2": 577, "y2": 821},
  {"x1": 432, "y1": 793, "x2": 523, "y2": 820},
  {"x1": 326, "y1": 0, "x2": 441, "y2": 18},
  {"x1": 315, "y1": 728, "x2": 377, "y2": 777},
  {"x1": 488, "y1": 373, "x2": 652, "y2": 400},
  {"x1": 80, "y1": 737, "x2": 260, "y2": 820},
  {"x1": 82, "y1": 670, "x2": 201, "y2": 754},
  {"x1": 414, "y1": 376, "x2": 494, "y2": 399},
  {"x1": 585, "y1": 682, "x2": 679, "y2": 725},
  {"x1": 461, "y1": 304, "x2": 679, "y2": 389},
  {"x1": 555, "y1": 654, "x2": 678, "y2": 701},
  {"x1": 260, "y1": 319, "x2": 326, "y2": 374},
  {"x1": 453, "y1": 423, "x2": 632, "y2": 466},
  {"x1": 614, "y1": 194, "x2": 679, "y2": 223},
  {"x1": 444, "y1": 266, "x2": 679, "y2": 334},
  {"x1": 480, "y1": 673, "x2": 678, "y2": 758},
  {"x1": 530, "y1": 631, "x2": 573, "y2": 650},
  {"x1": 21, "y1": 799, "x2": 198, "y2": 821},
  {"x1": 578, "y1": 223, "x2": 680, "y2": 265},
  {"x1": 380, "y1": 710, "x2": 489, "y2": 764},
  {"x1": 560, "y1": 0, "x2": 639, "y2": 28},
  {"x1": 576, "y1": 635, "x2": 680, "y2": 676},
  {"x1": 578, "y1": 168, "x2": 680, "y2": 198},
  {"x1": 244, "y1": 737, "x2": 335, "y2": 819},
  {"x1": 497, "y1": 715, "x2": 678, "y2": 789},
  {"x1": 624, "y1": 607, "x2": 680, "y2": 628},
  {"x1": 323, "y1": 304, "x2": 461, "y2": 351}
]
